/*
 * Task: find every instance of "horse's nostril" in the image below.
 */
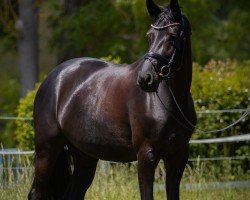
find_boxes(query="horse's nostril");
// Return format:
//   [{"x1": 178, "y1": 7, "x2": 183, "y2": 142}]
[
  {"x1": 137, "y1": 74, "x2": 143, "y2": 85},
  {"x1": 137, "y1": 78, "x2": 141, "y2": 85},
  {"x1": 145, "y1": 73, "x2": 153, "y2": 85}
]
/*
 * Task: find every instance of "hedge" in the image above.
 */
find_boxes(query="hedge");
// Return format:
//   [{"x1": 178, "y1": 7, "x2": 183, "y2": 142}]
[{"x1": 15, "y1": 59, "x2": 250, "y2": 162}]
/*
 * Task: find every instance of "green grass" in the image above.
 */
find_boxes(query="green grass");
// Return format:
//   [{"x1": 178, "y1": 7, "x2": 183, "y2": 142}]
[{"x1": 0, "y1": 161, "x2": 249, "y2": 200}]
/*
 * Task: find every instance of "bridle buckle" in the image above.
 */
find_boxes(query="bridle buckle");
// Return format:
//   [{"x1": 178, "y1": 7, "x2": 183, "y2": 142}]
[{"x1": 159, "y1": 65, "x2": 171, "y2": 79}]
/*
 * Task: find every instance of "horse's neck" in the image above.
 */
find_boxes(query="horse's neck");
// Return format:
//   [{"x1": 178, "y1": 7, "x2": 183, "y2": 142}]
[{"x1": 167, "y1": 39, "x2": 193, "y2": 107}]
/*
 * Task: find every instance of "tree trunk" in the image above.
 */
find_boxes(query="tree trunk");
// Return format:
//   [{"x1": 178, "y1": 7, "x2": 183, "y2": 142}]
[{"x1": 18, "y1": 0, "x2": 39, "y2": 97}]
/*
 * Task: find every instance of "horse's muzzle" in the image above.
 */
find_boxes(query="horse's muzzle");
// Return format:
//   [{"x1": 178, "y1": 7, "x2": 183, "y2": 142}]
[{"x1": 137, "y1": 71, "x2": 160, "y2": 92}]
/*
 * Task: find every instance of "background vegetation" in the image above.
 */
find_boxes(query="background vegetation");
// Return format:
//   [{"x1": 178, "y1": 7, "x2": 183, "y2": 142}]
[
  {"x1": 0, "y1": 0, "x2": 249, "y2": 147},
  {"x1": 13, "y1": 58, "x2": 250, "y2": 176},
  {"x1": 0, "y1": 0, "x2": 249, "y2": 169},
  {"x1": 0, "y1": 1, "x2": 249, "y2": 198}
]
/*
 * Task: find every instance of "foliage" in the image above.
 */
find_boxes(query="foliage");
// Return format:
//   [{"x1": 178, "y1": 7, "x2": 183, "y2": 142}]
[
  {"x1": 47, "y1": 0, "x2": 140, "y2": 62},
  {"x1": 0, "y1": 63, "x2": 19, "y2": 147},
  {"x1": 1, "y1": 0, "x2": 248, "y2": 171},
  {"x1": 0, "y1": 0, "x2": 18, "y2": 51},
  {"x1": 15, "y1": 84, "x2": 40, "y2": 150},
  {"x1": 13, "y1": 59, "x2": 250, "y2": 175},
  {"x1": 101, "y1": 55, "x2": 122, "y2": 64},
  {"x1": 8, "y1": 57, "x2": 250, "y2": 196},
  {"x1": 210, "y1": 0, "x2": 250, "y2": 61},
  {"x1": 1, "y1": 0, "x2": 250, "y2": 139},
  {"x1": 191, "y1": 60, "x2": 250, "y2": 165},
  {"x1": 46, "y1": 0, "x2": 250, "y2": 64}
]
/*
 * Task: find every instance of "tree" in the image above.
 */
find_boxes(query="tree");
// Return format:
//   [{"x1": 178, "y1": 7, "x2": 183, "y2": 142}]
[
  {"x1": 48, "y1": 0, "x2": 141, "y2": 63},
  {"x1": 0, "y1": 0, "x2": 17, "y2": 51},
  {"x1": 17, "y1": 0, "x2": 39, "y2": 97},
  {"x1": 57, "y1": 0, "x2": 90, "y2": 63},
  {"x1": 212, "y1": 0, "x2": 250, "y2": 61}
]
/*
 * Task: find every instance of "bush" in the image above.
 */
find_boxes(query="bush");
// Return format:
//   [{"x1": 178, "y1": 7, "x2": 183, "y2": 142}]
[
  {"x1": 191, "y1": 60, "x2": 249, "y2": 136},
  {"x1": 191, "y1": 59, "x2": 250, "y2": 175},
  {"x1": 0, "y1": 74, "x2": 20, "y2": 147},
  {"x1": 14, "y1": 59, "x2": 250, "y2": 163},
  {"x1": 15, "y1": 84, "x2": 40, "y2": 150}
]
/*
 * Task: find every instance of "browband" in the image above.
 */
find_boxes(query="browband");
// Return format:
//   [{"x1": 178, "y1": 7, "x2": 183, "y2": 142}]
[{"x1": 151, "y1": 22, "x2": 182, "y2": 30}]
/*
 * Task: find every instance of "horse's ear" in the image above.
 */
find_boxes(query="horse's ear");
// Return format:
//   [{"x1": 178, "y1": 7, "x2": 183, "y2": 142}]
[
  {"x1": 170, "y1": 0, "x2": 181, "y2": 18},
  {"x1": 146, "y1": 0, "x2": 162, "y2": 19}
]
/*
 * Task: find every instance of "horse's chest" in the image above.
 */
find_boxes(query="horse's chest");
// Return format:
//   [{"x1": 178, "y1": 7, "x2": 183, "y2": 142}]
[
  {"x1": 154, "y1": 118, "x2": 191, "y2": 153},
  {"x1": 159, "y1": 129, "x2": 190, "y2": 155},
  {"x1": 131, "y1": 110, "x2": 190, "y2": 154}
]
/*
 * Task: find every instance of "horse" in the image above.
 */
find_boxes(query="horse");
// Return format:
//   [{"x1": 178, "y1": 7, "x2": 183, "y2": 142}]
[{"x1": 28, "y1": 0, "x2": 196, "y2": 199}]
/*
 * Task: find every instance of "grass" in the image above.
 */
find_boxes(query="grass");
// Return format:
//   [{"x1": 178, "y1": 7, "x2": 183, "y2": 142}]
[{"x1": 0, "y1": 161, "x2": 249, "y2": 200}]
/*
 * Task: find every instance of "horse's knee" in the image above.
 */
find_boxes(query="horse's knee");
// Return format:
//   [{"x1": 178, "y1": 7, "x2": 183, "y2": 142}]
[{"x1": 138, "y1": 146, "x2": 158, "y2": 167}]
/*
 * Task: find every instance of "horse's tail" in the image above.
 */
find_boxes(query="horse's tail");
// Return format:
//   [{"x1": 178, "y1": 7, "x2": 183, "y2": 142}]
[{"x1": 49, "y1": 148, "x2": 71, "y2": 199}]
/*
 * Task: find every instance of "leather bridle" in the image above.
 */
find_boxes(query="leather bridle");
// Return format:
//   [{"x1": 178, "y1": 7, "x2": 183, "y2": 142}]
[{"x1": 144, "y1": 17, "x2": 186, "y2": 80}]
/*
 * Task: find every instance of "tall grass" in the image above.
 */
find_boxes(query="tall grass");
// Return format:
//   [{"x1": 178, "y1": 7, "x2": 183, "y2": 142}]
[
  {"x1": 0, "y1": 153, "x2": 33, "y2": 200},
  {"x1": 0, "y1": 159, "x2": 249, "y2": 200}
]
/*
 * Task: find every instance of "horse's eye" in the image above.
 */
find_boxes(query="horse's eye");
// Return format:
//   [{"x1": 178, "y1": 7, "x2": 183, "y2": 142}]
[
  {"x1": 169, "y1": 35, "x2": 178, "y2": 41},
  {"x1": 168, "y1": 37, "x2": 178, "y2": 47}
]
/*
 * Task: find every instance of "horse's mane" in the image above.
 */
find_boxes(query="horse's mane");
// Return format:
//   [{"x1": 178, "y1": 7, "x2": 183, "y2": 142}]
[{"x1": 154, "y1": 5, "x2": 182, "y2": 26}]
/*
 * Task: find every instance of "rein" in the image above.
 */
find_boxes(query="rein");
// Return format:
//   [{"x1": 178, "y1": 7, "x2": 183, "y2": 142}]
[{"x1": 156, "y1": 85, "x2": 250, "y2": 134}]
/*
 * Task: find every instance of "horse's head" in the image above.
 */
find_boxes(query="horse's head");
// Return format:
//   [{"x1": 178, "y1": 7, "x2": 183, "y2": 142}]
[{"x1": 137, "y1": 0, "x2": 191, "y2": 92}]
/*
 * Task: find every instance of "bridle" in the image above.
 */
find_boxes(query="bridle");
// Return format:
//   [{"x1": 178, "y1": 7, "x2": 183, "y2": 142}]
[{"x1": 144, "y1": 17, "x2": 186, "y2": 80}]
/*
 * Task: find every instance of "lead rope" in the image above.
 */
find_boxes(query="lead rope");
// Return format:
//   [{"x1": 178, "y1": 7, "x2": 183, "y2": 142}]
[{"x1": 156, "y1": 87, "x2": 250, "y2": 134}]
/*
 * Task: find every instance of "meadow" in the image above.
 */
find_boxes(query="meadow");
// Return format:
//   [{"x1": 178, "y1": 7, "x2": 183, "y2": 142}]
[{"x1": 0, "y1": 160, "x2": 249, "y2": 200}]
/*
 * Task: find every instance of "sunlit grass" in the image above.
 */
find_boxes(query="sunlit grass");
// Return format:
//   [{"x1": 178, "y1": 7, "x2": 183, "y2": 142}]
[{"x1": 0, "y1": 161, "x2": 249, "y2": 200}]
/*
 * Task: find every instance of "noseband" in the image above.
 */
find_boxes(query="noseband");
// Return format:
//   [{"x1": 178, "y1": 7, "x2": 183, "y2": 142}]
[{"x1": 144, "y1": 18, "x2": 186, "y2": 80}]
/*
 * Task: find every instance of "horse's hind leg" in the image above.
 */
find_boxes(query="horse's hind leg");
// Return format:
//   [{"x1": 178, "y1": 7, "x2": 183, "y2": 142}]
[
  {"x1": 28, "y1": 126, "x2": 69, "y2": 200},
  {"x1": 65, "y1": 145, "x2": 98, "y2": 200}
]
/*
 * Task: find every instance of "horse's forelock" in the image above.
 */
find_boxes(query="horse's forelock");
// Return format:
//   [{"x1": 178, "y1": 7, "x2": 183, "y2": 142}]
[{"x1": 154, "y1": 5, "x2": 181, "y2": 26}]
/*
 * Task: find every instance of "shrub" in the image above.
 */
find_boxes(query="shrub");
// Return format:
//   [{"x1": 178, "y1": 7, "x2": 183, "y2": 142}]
[
  {"x1": 15, "y1": 84, "x2": 40, "y2": 150},
  {"x1": 0, "y1": 75, "x2": 20, "y2": 147},
  {"x1": 14, "y1": 59, "x2": 250, "y2": 162},
  {"x1": 191, "y1": 59, "x2": 250, "y2": 174}
]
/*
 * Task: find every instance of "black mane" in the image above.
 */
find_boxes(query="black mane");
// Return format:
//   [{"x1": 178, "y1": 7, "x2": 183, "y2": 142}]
[{"x1": 154, "y1": 5, "x2": 182, "y2": 26}]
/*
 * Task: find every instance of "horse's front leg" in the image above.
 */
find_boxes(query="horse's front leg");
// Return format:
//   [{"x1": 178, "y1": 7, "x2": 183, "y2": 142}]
[
  {"x1": 164, "y1": 145, "x2": 189, "y2": 200},
  {"x1": 137, "y1": 145, "x2": 160, "y2": 200}
]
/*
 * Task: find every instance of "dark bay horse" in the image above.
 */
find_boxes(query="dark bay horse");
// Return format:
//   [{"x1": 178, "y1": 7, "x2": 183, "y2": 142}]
[{"x1": 28, "y1": 0, "x2": 196, "y2": 199}]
